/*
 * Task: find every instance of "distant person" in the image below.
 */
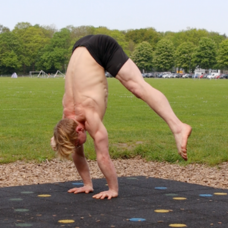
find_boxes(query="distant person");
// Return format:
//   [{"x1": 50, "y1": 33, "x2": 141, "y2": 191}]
[{"x1": 51, "y1": 35, "x2": 192, "y2": 200}]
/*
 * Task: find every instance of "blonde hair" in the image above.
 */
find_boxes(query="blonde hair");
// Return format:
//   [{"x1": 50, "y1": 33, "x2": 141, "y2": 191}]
[{"x1": 53, "y1": 118, "x2": 78, "y2": 159}]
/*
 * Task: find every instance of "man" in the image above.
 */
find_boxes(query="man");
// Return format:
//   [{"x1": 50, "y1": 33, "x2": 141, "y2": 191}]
[{"x1": 51, "y1": 35, "x2": 192, "y2": 200}]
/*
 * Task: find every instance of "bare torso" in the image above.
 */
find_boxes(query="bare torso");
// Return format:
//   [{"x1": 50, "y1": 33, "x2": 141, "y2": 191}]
[{"x1": 63, "y1": 47, "x2": 108, "y2": 128}]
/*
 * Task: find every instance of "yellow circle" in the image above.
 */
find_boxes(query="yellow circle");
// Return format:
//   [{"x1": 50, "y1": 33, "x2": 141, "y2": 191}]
[
  {"x1": 58, "y1": 220, "x2": 75, "y2": 224},
  {"x1": 173, "y1": 197, "x2": 187, "y2": 200},
  {"x1": 154, "y1": 209, "x2": 170, "y2": 213},
  {"x1": 169, "y1": 224, "x2": 187, "y2": 227},
  {"x1": 38, "y1": 194, "x2": 51, "y2": 197},
  {"x1": 214, "y1": 192, "x2": 227, "y2": 196}
]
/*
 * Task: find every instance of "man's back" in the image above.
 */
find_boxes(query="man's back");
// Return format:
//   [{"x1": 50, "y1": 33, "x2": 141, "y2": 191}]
[{"x1": 63, "y1": 47, "x2": 108, "y2": 124}]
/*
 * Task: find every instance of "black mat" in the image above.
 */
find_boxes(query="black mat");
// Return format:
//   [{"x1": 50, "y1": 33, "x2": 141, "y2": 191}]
[{"x1": 1, "y1": 176, "x2": 228, "y2": 227}]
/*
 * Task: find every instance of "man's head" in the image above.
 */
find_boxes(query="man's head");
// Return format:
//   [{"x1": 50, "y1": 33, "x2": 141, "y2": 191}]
[{"x1": 52, "y1": 118, "x2": 86, "y2": 159}]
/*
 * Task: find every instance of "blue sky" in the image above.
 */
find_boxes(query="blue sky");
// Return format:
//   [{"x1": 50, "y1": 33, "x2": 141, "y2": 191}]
[{"x1": 1, "y1": 0, "x2": 228, "y2": 35}]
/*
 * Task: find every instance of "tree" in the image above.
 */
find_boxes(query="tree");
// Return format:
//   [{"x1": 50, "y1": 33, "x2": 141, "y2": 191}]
[
  {"x1": 40, "y1": 24, "x2": 58, "y2": 38},
  {"x1": 208, "y1": 32, "x2": 226, "y2": 48},
  {"x1": 167, "y1": 29, "x2": 208, "y2": 48},
  {"x1": 22, "y1": 27, "x2": 50, "y2": 70},
  {"x1": 37, "y1": 28, "x2": 71, "y2": 72},
  {"x1": 0, "y1": 24, "x2": 10, "y2": 33},
  {"x1": 175, "y1": 42, "x2": 195, "y2": 73},
  {"x1": 13, "y1": 22, "x2": 32, "y2": 32},
  {"x1": 193, "y1": 37, "x2": 217, "y2": 70},
  {"x1": 153, "y1": 39, "x2": 175, "y2": 71},
  {"x1": 131, "y1": 41, "x2": 153, "y2": 72},
  {"x1": 128, "y1": 40, "x2": 135, "y2": 56},
  {"x1": 12, "y1": 23, "x2": 50, "y2": 73},
  {"x1": 217, "y1": 39, "x2": 228, "y2": 69},
  {"x1": 67, "y1": 25, "x2": 95, "y2": 40},
  {"x1": 0, "y1": 32, "x2": 21, "y2": 74},
  {"x1": 164, "y1": 28, "x2": 225, "y2": 49},
  {"x1": 125, "y1": 28, "x2": 161, "y2": 49}
]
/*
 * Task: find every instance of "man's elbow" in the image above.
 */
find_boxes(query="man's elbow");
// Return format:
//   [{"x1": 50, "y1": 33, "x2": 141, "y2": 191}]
[{"x1": 94, "y1": 130, "x2": 108, "y2": 145}]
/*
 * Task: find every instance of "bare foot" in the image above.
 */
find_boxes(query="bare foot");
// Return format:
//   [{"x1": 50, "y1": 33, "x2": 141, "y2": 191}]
[{"x1": 174, "y1": 123, "x2": 192, "y2": 161}]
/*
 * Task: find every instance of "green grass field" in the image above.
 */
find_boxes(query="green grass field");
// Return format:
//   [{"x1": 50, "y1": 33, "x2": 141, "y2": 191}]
[{"x1": 0, "y1": 77, "x2": 227, "y2": 166}]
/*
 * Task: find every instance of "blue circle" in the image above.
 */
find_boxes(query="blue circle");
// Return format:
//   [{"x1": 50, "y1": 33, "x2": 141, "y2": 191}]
[
  {"x1": 199, "y1": 194, "x2": 213, "y2": 197},
  {"x1": 155, "y1": 187, "x2": 167, "y2": 190},
  {"x1": 129, "y1": 218, "x2": 146, "y2": 222},
  {"x1": 72, "y1": 182, "x2": 84, "y2": 186}
]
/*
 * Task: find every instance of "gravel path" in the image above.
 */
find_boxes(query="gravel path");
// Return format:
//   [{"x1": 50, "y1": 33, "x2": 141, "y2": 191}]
[{"x1": 0, "y1": 158, "x2": 227, "y2": 189}]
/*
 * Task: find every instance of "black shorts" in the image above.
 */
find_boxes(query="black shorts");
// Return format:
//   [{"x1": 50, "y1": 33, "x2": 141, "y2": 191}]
[{"x1": 72, "y1": 35, "x2": 129, "y2": 77}]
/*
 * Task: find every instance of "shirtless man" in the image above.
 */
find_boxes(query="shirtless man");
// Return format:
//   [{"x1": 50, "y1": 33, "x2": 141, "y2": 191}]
[{"x1": 51, "y1": 35, "x2": 192, "y2": 200}]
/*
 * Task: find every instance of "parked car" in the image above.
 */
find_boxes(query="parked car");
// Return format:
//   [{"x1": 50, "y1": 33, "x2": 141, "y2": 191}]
[
  {"x1": 206, "y1": 74, "x2": 214, "y2": 79},
  {"x1": 162, "y1": 73, "x2": 169, "y2": 78},
  {"x1": 207, "y1": 73, "x2": 220, "y2": 79},
  {"x1": 153, "y1": 72, "x2": 159, "y2": 77},
  {"x1": 169, "y1": 73, "x2": 175, "y2": 78},
  {"x1": 147, "y1": 72, "x2": 154, "y2": 78},
  {"x1": 220, "y1": 74, "x2": 228, "y2": 79},
  {"x1": 182, "y1": 73, "x2": 192, "y2": 78},
  {"x1": 163, "y1": 73, "x2": 173, "y2": 78},
  {"x1": 173, "y1": 73, "x2": 182, "y2": 78},
  {"x1": 193, "y1": 73, "x2": 200, "y2": 78},
  {"x1": 157, "y1": 73, "x2": 163, "y2": 78}
]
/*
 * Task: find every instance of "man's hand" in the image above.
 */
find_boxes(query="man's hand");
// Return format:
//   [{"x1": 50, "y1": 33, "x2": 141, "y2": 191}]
[
  {"x1": 92, "y1": 190, "x2": 118, "y2": 200},
  {"x1": 68, "y1": 185, "x2": 94, "y2": 194}
]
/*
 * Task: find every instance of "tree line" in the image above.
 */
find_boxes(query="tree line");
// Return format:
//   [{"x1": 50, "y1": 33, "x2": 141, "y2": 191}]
[{"x1": 0, "y1": 22, "x2": 228, "y2": 75}]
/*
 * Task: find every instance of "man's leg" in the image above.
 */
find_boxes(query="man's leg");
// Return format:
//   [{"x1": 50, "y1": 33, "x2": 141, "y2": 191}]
[{"x1": 116, "y1": 59, "x2": 192, "y2": 160}]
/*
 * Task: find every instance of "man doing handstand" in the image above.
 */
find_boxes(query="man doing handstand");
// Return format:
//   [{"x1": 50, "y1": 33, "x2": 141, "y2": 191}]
[{"x1": 51, "y1": 35, "x2": 192, "y2": 200}]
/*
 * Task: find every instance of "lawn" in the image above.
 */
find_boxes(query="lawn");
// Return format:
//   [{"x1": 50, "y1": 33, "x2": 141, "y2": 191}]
[{"x1": 0, "y1": 77, "x2": 227, "y2": 165}]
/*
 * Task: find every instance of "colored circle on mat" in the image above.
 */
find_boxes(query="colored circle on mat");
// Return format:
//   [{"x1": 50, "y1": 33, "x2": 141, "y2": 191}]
[
  {"x1": 38, "y1": 194, "x2": 51, "y2": 197},
  {"x1": 15, "y1": 209, "x2": 29, "y2": 212},
  {"x1": 169, "y1": 224, "x2": 187, "y2": 227},
  {"x1": 21, "y1": 191, "x2": 34, "y2": 194},
  {"x1": 58, "y1": 220, "x2": 75, "y2": 224},
  {"x1": 166, "y1": 193, "x2": 178, "y2": 197},
  {"x1": 15, "y1": 223, "x2": 33, "y2": 227},
  {"x1": 173, "y1": 197, "x2": 187, "y2": 200},
  {"x1": 129, "y1": 218, "x2": 146, "y2": 222},
  {"x1": 72, "y1": 183, "x2": 84, "y2": 186},
  {"x1": 214, "y1": 192, "x2": 227, "y2": 196},
  {"x1": 154, "y1": 209, "x2": 170, "y2": 213},
  {"x1": 155, "y1": 187, "x2": 167, "y2": 190},
  {"x1": 9, "y1": 198, "x2": 23, "y2": 201},
  {"x1": 199, "y1": 194, "x2": 213, "y2": 197}
]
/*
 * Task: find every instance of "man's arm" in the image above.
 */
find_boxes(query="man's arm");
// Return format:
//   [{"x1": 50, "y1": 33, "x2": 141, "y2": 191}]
[
  {"x1": 68, "y1": 145, "x2": 94, "y2": 194},
  {"x1": 85, "y1": 111, "x2": 118, "y2": 199}
]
